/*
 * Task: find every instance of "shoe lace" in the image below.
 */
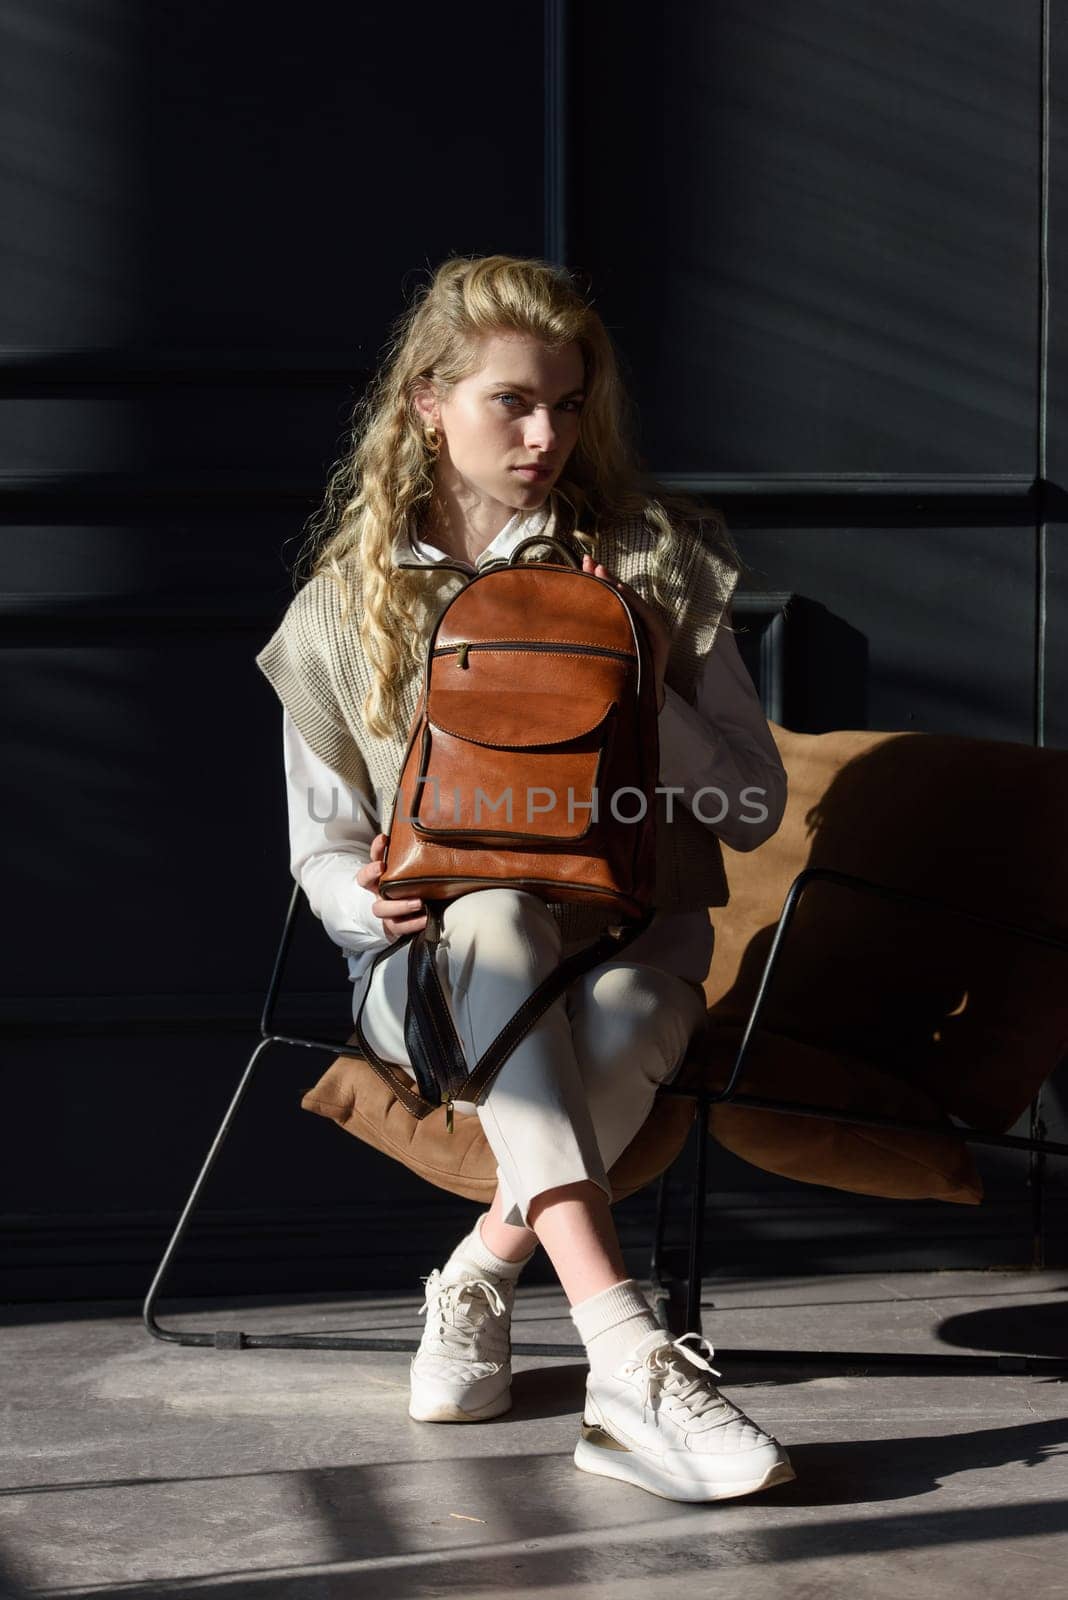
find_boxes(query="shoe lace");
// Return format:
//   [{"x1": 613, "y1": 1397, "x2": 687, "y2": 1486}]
[
  {"x1": 417, "y1": 1268, "x2": 508, "y2": 1357},
  {"x1": 628, "y1": 1332, "x2": 729, "y2": 1429}
]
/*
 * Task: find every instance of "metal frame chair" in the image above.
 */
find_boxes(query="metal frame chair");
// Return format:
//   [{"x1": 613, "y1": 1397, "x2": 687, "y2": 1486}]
[{"x1": 144, "y1": 867, "x2": 1068, "y2": 1374}]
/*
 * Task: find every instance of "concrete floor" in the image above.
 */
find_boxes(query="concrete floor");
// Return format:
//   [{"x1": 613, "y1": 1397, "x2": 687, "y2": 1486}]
[{"x1": 1, "y1": 1271, "x2": 1066, "y2": 1599}]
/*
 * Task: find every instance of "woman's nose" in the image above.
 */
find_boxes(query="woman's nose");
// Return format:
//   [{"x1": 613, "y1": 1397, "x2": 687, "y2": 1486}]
[{"x1": 525, "y1": 405, "x2": 560, "y2": 447}]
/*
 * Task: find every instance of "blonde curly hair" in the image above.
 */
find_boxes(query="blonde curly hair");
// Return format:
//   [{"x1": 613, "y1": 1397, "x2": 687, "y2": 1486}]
[{"x1": 290, "y1": 251, "x2": 743, "y2": 739}]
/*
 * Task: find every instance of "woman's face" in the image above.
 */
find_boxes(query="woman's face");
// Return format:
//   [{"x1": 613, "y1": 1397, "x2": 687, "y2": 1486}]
[{"x1": 420, "y1": 332, "x2": 586, "y2": 516}]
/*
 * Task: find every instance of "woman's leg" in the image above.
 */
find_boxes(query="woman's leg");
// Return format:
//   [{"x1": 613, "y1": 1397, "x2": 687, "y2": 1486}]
[
  {"x1": 525, "y1": 1179, "x2": 626, "y2": 1299},
  {"x1": 356, "y1": 887, "x2": 706, "y2": 1297},
  {"x1": 561, "y1": 957, "x2": 709, "y2": 1198},
  {"x1": 479, "y1": 1182, "x2": 540, "y2": 1264},
  {"x1": 355, "y1": 885, "x2": 627, "y2": 1423},
  {"x1": 357, "y1": 887, "x2": 617, "y2": 1236},
  {"x1": 479, "y1": 959, "x2": 707, "y2": 1281},
  {"x1": 355, "y1": 890, "x2": 794, "y2": 1496}
]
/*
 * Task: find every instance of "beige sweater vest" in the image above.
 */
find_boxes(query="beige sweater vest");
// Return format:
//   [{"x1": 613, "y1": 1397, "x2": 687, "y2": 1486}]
[{"x1": 255, "y1": 513, "x2": 739, "y2": 943}]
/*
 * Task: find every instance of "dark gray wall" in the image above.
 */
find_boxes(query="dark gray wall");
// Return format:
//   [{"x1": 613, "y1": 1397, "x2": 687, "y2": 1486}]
[{"x1": 2, "y1": 0, "x2": 1064, "y2": 1301}]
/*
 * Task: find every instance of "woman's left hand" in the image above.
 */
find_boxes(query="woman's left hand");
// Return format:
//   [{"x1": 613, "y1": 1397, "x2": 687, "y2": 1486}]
[{"x1": 582, "y1": 553, "x2": 671, "y2": 712}]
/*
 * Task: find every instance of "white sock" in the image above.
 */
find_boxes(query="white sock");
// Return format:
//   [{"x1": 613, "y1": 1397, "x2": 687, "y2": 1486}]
[
  {"x1": 570, "y1": 1278, "x2": 662, "y2": 1378},
  {"x1": 440, "y1": 1212, "x2": 537, "y2": 1285}
]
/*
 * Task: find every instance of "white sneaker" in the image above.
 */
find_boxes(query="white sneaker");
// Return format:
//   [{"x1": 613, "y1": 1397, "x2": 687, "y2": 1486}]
[
  {"x1": 574, "y1": 1328, "x2": 795, "y2": 1502},
  {"x1": 408, "y1": 1266, "x2": 514, "y2": 1422}
]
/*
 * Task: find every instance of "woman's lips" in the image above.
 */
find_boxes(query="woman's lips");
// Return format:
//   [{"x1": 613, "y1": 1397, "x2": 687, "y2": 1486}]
[{"x1": 513, "y1": 466, "x2": 552, "y2": 480}]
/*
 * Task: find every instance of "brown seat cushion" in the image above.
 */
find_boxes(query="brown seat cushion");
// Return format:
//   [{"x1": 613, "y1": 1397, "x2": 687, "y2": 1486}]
[
  {"x1": 706, "y1": 724, "x2": 1068, "y2": 1134},
  {"x1": 300, "y1": 1047, "x2": 696, "y2": 1205},
  {"x1": 677, "y1": 1026, "x2": 982, "y2": 1204},
  {"x1": 299, "y1": 1020, "x2": 981, "y2": 1207}
]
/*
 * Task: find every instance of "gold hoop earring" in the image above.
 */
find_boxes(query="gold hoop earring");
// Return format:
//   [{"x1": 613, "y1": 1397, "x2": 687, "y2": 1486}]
[{"x1": 424, "y1": 424, "x2": 441, "y2": 452}]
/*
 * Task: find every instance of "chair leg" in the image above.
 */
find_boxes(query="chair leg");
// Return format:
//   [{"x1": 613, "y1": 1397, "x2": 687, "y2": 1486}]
[
  {"x1": 142, "y1": 1035, "x2": 442, "y2": 1353},
  {"x1": 648, "y1": 1172, "x2": 687, "y2": 1335},
  {"x1": 648, "y1": 1106, "x2": 713, "y2": 1341},
  {"x1": 647, "y1": 1170, "x2": 667, "y2": 1326},
  {"x1": 141, "y1": 1035, "x2": 587, "y2": 1357},
  {"x1": 667, "y1": 1107, "x2": 1068, "y2": 1377},
  {"x1": 684, "y1": 1096, "x2": 710, "y2": 1337}
]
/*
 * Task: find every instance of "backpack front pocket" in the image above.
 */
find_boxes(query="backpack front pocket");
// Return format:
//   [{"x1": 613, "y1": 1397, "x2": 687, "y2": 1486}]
[{"x1": 408, "y1": 689, "x2": 618, "y2": 844}]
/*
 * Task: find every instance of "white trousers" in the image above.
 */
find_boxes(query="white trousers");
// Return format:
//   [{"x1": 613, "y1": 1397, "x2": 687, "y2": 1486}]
[{"x1": 352, "y1": 888, "x2": 708, "y2": 1228}]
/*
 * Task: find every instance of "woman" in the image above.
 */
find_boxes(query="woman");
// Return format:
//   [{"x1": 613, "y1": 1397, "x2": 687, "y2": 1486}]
[{"x1": 256, "y1": 252, "x2": 795, "y2": 1503}]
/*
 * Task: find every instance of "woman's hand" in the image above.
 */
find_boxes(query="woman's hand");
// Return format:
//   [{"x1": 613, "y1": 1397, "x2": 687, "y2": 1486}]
[
  {"x1": 356, "y1": 832, "x2": 428, "y2": 941},
  {"x1": 582, "y1": 553, "x2": 671, "y2": 712}
]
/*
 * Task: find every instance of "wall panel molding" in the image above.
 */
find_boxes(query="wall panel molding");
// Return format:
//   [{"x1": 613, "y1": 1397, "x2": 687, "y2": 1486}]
[
  {"x1": 0, "y1": 349, "x2": 369, "y2": 389},
  {"x1": 0, "y1": 469, "x2": 1041, "y2": 512}
]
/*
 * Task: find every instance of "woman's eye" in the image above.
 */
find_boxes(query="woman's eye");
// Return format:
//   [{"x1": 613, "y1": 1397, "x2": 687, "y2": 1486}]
[{"x1": 494, "y1": 393, "x2": 583, "y2": 412}]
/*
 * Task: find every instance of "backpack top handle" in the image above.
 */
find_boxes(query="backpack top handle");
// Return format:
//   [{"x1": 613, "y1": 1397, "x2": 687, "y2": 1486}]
[{"x1": 478, "y1": 534, "x2": 583, "y2": 571}]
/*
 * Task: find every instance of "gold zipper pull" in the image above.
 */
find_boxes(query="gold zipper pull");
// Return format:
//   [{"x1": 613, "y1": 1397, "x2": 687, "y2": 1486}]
[
  {"x1": 455, "y1": 642, "x2": 470, "y2": 669},
  {"x1": 445, "y1": 1095, "x2": 455, "y2": 1133}
]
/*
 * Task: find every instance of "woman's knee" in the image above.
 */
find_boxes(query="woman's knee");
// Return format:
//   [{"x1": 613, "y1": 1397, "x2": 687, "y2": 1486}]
[
  {"x1": 444, "y1": 885, "x2": 552, "y2": 925},
  {"x1": 570, "y1": 963, "x2": 706, "y2": 1085},
  {"x1": 441, "y1": 887, "x2": 561, "y2": 957}
]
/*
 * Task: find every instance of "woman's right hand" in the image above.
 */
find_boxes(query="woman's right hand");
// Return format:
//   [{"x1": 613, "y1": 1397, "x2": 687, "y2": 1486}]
[{"x1": 356, "y1": 832, "x2": 428, "y2": 941}]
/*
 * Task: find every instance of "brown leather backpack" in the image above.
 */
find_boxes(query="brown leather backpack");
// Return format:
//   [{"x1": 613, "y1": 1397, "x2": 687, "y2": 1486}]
[{"x1": 353, "y1": 534, "x2": 661, "y2": 1124}]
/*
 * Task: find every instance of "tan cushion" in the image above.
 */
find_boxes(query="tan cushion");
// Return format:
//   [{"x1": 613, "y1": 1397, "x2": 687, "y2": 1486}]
[
  {"x1": 300, "y1": 1022, "x2": 981, "y2": 1208},
  {"x1": 676, "y1": 1027, "x2": 982, "y2": 1204},
  {"x1": 706, "y1": 724, "x2": 1068, "y2": 1133},
  {"x1": 300, "y1": 1049, "x2": 695, "y2": 1204}
]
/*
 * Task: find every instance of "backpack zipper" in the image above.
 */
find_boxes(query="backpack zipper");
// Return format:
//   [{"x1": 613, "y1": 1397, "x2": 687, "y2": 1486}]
[{"x1": 435, "y1": 639, "x2": 635, "y2": 669}]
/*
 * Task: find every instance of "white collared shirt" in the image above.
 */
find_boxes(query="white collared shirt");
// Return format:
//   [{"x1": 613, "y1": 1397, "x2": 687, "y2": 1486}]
[{"x1": 283, "y1": 503, "x2": 787, "y2": 989}]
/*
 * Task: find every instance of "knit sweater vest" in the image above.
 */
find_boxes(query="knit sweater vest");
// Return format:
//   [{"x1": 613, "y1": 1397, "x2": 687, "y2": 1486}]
[{"x1": 255, "y1": 512, "x2": 739, "y2": 945}]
